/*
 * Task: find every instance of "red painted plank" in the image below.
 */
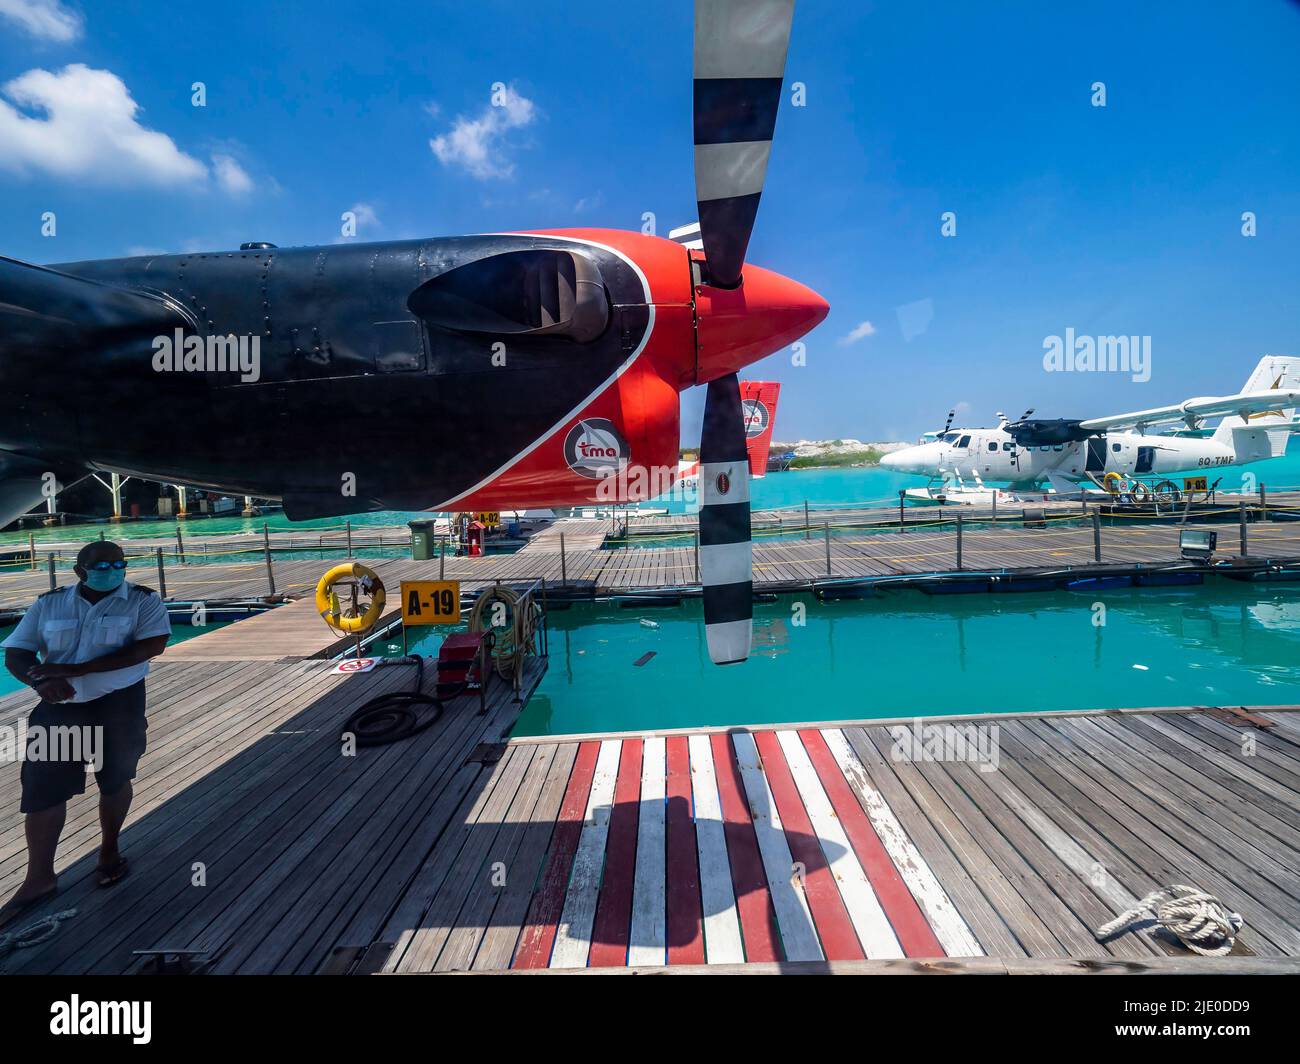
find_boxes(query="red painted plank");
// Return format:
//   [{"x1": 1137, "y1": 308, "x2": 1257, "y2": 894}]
[
  {"x1": 799, "y1": 729, "x2": 945, "y2": 957},
  {"x1": 710, "y1": 733, "x2": 781, "y2": 962},
  {"x1": 511, "y1": 741, "x2": 601, "y2": 969},
  {"x1": 665, "y1": 736, "x2": 705, "y2": 965},
  {"x1": 588, "y1": 738, "x2": 644, "y2": 967},
  {"x1": 753, "y1": 731, "x2": 864, "y2": 960}
]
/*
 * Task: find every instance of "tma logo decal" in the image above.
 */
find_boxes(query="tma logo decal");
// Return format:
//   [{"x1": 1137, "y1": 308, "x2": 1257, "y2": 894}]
[
  {"x1": 563, "y1": 418, "x2": 628, "y2": 479},
  {"x1": 742, "y1": 399, "x2": 769, "y2": 438}
]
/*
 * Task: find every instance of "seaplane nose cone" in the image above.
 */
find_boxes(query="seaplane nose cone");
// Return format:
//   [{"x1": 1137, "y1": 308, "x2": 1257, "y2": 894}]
[
  {"x1": 695, "y1": 264, "x2": 829, "y2": 383},
  {"x1": 879, "y1": 451, "x2": 903, "y2": 470}
]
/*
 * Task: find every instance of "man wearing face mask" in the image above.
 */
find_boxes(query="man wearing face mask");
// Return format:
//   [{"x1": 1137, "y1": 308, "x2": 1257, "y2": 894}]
[{"x1": 0, "y1": 540, "x2": 171, "y2": 926}]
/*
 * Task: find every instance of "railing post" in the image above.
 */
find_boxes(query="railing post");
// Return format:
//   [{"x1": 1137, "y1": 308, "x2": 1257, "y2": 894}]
[
  {"x1": 28, "y1": 532, "x2": 36, "y2": 570},
  {"x1": 47, "y1": 552, "x2": 56, "y2": 591},
  {"x1": 956, "y1": 514, "x2": 963, "y2": 571},
  {"x1": 824, "y1": 521, "x2": 832, "y2": 576},
  {"x1": 804, "y1": 499, "x2": 810, "y2": 540},
  {"x1": 1260, "y1": 483, "x2": 1267, "y2": 522},
  {"x1": 263, "y1": 522, "x2": 276, "y2": 596},
  {"x1": 898, "y1": 490, "x2": 905, "y2": 531},
  {"x1": 693, "y1": 530, "x2": 700, "y2": 583},
  {"x1": 175, "y1": 526, "x2": 185, "y2": 564},
  {"x1": 439, "y1": 541, "x2": 446, "y2": 580},
  {"x1": 1092, "y1": 509, "x2": 1101, "y2": 563},
  {"x1": 560, "y1": 532, "x2": 567, "y2": 587},
  {"x1": 346, "y1": 519, "x2": 353, "y2": 557},
  {"x1": 992, "y1": 492, "x2": 997, "y2": 522},
  {"x1": 156, "y1": 546, "x2": 167, "y2": 600},
  {"x1": 1240, "y1": 501, "x2": 1248, "y2": 556}
]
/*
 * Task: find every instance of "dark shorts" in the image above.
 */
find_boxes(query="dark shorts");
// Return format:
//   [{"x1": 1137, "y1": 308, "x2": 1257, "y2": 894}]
[{"x1": 20, "y1": 680, "x2": 148, "y2": 813}]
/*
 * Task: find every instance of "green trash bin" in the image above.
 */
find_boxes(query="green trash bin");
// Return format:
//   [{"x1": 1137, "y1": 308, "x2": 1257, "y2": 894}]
[{"x1": 409, "y1": 519, "x2": 436, "y2": 561}]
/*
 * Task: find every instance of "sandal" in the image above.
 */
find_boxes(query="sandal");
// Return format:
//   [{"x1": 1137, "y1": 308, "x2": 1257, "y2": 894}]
[{"x1": 96, "y1": 857, "x2": 129, "y2": 888}]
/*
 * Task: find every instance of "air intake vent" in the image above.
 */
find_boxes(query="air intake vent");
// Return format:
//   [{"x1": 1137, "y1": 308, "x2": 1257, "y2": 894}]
[{"x1": 409, "y1": 249, "x2": 610, "y2": 343}]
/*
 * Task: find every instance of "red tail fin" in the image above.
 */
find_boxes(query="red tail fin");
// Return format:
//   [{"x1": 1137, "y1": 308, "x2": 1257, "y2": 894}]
[{"x1": 740, "y1": 381, "x2": 781, "y2": 477}]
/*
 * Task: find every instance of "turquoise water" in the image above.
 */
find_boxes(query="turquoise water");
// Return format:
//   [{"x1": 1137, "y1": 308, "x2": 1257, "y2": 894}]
[
  {"x1": 503, "y1": 579, "x2": 1300, "y2": 736},
  {"x1": 7, "y1": 445, "x2": 1300, "y2": 735},
  {"x1": 0, "y1": 620, "x2": 231, "y2": 698}
]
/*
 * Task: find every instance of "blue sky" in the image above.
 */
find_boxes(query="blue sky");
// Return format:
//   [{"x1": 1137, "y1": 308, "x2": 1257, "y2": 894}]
[{"x1": 1, "y1": 0, "x2": 1297, "y2": 443}]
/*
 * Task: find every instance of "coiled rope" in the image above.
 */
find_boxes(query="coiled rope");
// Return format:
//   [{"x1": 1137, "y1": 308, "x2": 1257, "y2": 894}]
[
  {"x1": 1094, "y1": 884, "x2": 1243, "y2": 956},
  {"x1": 0, "y1": 908, "x2": 77, "y2": 957},
  {"x1": 469, "y1": 585, "x2": 541, "y2": 680}
]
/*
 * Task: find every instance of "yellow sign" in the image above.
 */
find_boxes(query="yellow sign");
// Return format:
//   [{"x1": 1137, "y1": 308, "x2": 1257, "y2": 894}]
[
  {"x1": 475, "y1": 511, "x2": 501, "y2": 528},
  {"x1": 1183, "y1": 476, "x2": 1209, "y2": 492},
  {"x1": 400, "y1": 580, "x2": 461, "y2": 626}
]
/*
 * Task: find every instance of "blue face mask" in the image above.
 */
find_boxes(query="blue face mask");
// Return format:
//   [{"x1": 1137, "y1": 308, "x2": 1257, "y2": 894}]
[{"x1": 83, "y1": 568, "x2": 126, "y2": 592}]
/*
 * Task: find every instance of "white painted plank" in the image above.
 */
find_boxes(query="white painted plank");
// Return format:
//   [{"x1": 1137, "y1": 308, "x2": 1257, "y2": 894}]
[
  {"x1": 822, "y1": 728, "x2": 983, "y2": 957},
  {"x1": 688, "y1": 733, "x2": 744, "y2": 964},
  {"x1": 627, "y1": 736, "x2": 667, "y2": 967},
  {"x1": 550, "y1": 739, "x2": 622, "y2": 968},
  {"x1": 776, "y1": 730, "x2": 903, "y2": 958},
  {"x1": 731, "y1": 731, "x2": 823, "y2": 961},
  {"x1": 983, "y1": 761, "x2": 1146, "y2": 917}
]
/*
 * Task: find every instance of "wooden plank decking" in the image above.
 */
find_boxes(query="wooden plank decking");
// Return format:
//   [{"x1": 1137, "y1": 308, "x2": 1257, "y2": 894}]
[
  {"x1": 7, "y1": 515, "x2": 1300, "y2": 616},
  {"x1": 0, "y1": 656, "x2": 546, "y2": 974},
  {"x1": 6, "y1": 517, "x2": 1300, "y2": 618},
  {"x1": 369, "y1": 712, "x2": 1300, "y2": 971},
  {"x1": 3, "y1": 654, "x2": 1297, "y2": 972}
]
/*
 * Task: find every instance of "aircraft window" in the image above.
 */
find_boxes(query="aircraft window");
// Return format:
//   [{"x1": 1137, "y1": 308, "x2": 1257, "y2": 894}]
[
  {"x1": 1053, "y1": 444, "x2": 1064, "y2": 451},
  {"x1": 942, "y1": 433, "x2": 959, "y2": 443},
  {"x1": 987, "y1": 441, "x2": 997, "y2": 452},
  {"x1": 1112, "y1": 442, "x2": 1121, "y2": 452},
  {"x1": 957, "y1": 435, "x2": 971, "y2": 448},
  {"x1": 408, "y1": 248, "x2": 610, "y2": 343},
  {"x1": 1040, "y1": 446, "x2": 1050, "y2": 452},
  {"x1": 1002, "y1": 442, "x2": 1013, "y2": 451}
]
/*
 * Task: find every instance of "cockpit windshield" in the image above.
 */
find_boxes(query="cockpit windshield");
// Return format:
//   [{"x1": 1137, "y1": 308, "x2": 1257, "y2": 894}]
[{"x1": 942, "y1": 432, "x2": 960, "y2": 443}]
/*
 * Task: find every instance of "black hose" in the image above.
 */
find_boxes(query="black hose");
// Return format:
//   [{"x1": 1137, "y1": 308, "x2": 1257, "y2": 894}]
[{"x1": 340, "y1": 656, "x2": 443, "y2": 747}]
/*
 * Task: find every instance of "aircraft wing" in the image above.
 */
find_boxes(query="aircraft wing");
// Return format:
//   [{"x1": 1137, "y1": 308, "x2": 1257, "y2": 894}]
[{"x1": 1078, "y1": 388, "x2": 1300, "y2": 433}]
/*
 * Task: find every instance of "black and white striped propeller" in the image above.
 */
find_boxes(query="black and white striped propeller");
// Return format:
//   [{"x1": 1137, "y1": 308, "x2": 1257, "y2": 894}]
[{"x1": 694, "y1": 0, "x2": 795, "y2": 665}]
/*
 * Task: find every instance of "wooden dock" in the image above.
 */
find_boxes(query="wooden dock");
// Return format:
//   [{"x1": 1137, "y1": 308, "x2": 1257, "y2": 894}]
[
  {"x1": 0, "y1": 656, "x2": 547, "y2": 974},
  {"x1": 2, "y1": 656, "x2": 1297, "y2": 971},
  {"x1": 621, "y1": 490, "x2": 1300, "y2": 538},
  {"x1": 6, "y1": 516, "x2": 1300, "y2": 629}
]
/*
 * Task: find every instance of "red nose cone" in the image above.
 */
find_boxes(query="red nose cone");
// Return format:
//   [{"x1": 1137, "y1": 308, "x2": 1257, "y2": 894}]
[{"x1": 694, "y1": 262, "x2": 829, "y2": 384}]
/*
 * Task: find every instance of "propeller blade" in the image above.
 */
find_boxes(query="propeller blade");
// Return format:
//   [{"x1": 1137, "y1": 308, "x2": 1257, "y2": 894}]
[
  {"x1": 699, "y1": 371, "x2": 752, "y2": 664},
  {"x1": 942, "y1": 408, "x2": 955, "y2": 433},
  {"x1": 693, "y1": 0, "x2": 795, "y2": 289}
]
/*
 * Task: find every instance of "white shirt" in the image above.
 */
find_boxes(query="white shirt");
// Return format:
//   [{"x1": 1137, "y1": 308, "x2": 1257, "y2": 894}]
[{"x1": 2, "y1": 580, "x2": 172, "y2": 702}]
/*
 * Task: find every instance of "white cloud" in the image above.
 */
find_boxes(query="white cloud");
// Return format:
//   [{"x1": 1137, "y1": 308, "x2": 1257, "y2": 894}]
[
  {"x1": 429, "y1": 87, "x2": 536, "y2": 179},
  {"x1": 0, "y1": 65, "x2": 206, "y2": 186},
  {"x1": 212, "y1": 153, "x2": 253, "y2": 194},
  {"x1": 839, "y1": 320, "x2": 876, "y2": 345},
  {"x1": 0, "y1": 65, "x2": 256, "y2": 194},
  {"x1": 0, "y1": 0, "x2": 82, "y2": 41},
  {"x1": 348, "y1": 202, "x2": 379, "y2": 229},
  {"x1": 335, "y1": 202, "x2": 380, "y2": 242}
]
